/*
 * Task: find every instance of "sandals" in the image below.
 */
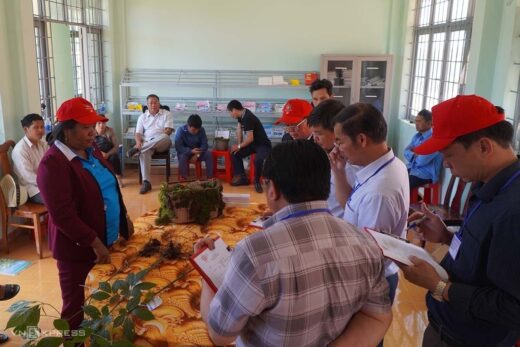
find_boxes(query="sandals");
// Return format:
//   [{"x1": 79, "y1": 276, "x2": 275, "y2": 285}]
[{"x1": 0, "y1": 284, "x2": 20, "y2": 301}]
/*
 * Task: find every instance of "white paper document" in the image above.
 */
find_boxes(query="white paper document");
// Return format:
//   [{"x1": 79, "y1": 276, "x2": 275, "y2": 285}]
[
  {"x1": 365, "y1": 228, "x2": 449, "y2": 280},
  {"x1": 189, "y1": 238, "x2": 231, "y2": 291}
]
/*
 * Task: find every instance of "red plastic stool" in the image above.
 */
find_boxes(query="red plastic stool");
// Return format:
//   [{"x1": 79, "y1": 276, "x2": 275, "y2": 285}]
[
  {"x1": 249, "y1": 153, "x2": 256, "y2": 183},
  {"x1": 410, "y1": 182, "x2": 440, "y2": 204},
  {"x1": 212, "y1": 150, "x2": 233, "y2": 183},
  {"x1": 178, "y1": 159, "x2": 202, "y2": 181}
]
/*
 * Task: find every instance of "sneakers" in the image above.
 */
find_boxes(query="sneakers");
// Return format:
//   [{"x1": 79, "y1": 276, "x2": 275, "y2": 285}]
[
  {"x1": 254, "y1": 181, "x2": 263, "y2": 193},
  {"x1": 126, "y1": 147, "x2": 140, "y2": 158},
  {"x1": 230, "y1": 175, "x2": 249, "y2": 186},
  {"x1": 139, "y1": 180, "x2": 152, "y2": 194}
]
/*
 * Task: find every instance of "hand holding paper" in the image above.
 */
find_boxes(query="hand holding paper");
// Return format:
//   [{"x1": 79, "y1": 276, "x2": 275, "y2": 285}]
[
  {"x1": 190, "y1": 237, "x2": 231, "y2": 292},
  {"x1": 365, "y1": 228, "x2": 448, "y2": 281}
]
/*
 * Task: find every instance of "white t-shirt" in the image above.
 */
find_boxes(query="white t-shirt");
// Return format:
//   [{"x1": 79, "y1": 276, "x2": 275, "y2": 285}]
[
  {"x1": 343, "y1": 149, "x2": 410, "y2": 277},
  {"x1": 135, "y1": 109, "x2": 174, "y2": 141}
]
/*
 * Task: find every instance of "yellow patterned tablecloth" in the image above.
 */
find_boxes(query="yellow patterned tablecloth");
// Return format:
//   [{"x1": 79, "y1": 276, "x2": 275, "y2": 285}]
[{"x1": 85, "y1": 204, "x2": 266, "y2": 346}]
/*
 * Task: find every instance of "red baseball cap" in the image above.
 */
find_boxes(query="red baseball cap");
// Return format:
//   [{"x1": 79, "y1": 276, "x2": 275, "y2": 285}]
[
  {"x1": 274, "y1": 99, "x2": 313, "y2": 125},
  {"x1": 414, "y1": 95, "x2": 504, "y2": 155},
  {"x1": 56, "y1": 97, "x2": 108, "y2": 124}
]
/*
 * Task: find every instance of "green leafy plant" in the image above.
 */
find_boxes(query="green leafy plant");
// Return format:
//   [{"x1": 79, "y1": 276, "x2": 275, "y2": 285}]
[
  {"x1": 156, "y1": 179, "x2": 225, "y2": 225},
  {"x1": 5, "y1": 268, "x2": 157, "y2": 347}
]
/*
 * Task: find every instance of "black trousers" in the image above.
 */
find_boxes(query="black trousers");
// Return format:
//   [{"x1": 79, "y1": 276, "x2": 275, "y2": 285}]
[{"x1": 231, "y1": 144, "x2": 271, "y2": 182}]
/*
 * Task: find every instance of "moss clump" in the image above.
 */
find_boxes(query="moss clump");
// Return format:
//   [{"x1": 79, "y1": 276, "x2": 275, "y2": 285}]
[{"x1": 155, "y1": 179, "x2": 225, "y2": 225}]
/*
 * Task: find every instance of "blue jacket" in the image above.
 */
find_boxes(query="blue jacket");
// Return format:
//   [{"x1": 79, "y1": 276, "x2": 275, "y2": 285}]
[
  {"x1": 174, "y1": 124, "x2": 209, "y2": 156},
  {"x1": 404, "y1": 129, "x2": 443, "y2": 182}
]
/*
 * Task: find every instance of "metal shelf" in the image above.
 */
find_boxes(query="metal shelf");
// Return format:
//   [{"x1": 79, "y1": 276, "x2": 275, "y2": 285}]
[{"x1": 119, "y1": 68, "x2": 313, "y2": 174}]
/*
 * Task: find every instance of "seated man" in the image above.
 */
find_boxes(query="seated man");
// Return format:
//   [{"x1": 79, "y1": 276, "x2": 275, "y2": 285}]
[
  {"x1": 404, "y1": 109, "x2": 443, "y2": 190},
  {"x1": 174, "y1": 114, "x2": 213, "y2": 180},
  {"x1": 128, "y1": 94, "x2": 174, "y2": 194},
  {"x1": 275, "y1": 99, "x2": 314, "y2": 142},
  {"x1": 12, "y1": 113, "x2": 49, "y2": 204},
  {"x1": 195, "y1": 140, "x2": 392, "y2": 347},
  {"x1": 227, "y1": 100, "x2": 271, "y2": 193}
]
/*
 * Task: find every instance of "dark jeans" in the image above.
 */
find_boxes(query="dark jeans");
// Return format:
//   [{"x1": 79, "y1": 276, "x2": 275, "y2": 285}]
[
  {"x1": 231, "y1": 144, "x2": 271, "y2": 183},
  {"x1": 57, "y1": 260, "x2": 95, "y2": 331},
  {"x1": 377, "y1": 273, "x2": 399, "y2": 347},
  {"x1": 409, "y1": 175, "x2": 432, "y2": 190},
  {"x1": 29, "y1": 193, "x2": 45, "y2": 204}
]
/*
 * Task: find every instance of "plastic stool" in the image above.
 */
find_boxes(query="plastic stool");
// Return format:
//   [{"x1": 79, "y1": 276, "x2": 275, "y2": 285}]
[
  {"x1": 410, "y1": 182, "x2": 440, "y2": 204},
  {"x1": 212, "y1": 150, "x2": 232, "y2": 183},
  {"x1": 178, "y1": 160, "x2": 202, "y2": 181},
  {"x1": 249, "y1": 153, "x2": 256, "y2": 183}
]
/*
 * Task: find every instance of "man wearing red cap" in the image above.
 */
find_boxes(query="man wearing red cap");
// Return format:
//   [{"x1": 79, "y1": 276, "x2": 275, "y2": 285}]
[
  {"x1": 274, "y1": 99, "x2": 314, "y2": 142},
  {"x1": 402, "y1": 95, "x2": 520, "y2": 346}
]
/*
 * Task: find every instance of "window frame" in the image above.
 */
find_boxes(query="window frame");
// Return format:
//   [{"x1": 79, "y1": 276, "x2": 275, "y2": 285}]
[
  {"x1": 406, "y1": 0, "x2": 475, "y2": 119},
  {"x1": 32, "y1": 0, "x2": 106, "y2": 120}
]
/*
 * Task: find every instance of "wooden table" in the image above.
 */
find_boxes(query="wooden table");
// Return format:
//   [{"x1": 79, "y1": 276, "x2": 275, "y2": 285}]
[{"x1": 86, "y1": 204, "x2": 267, "y2": 346}]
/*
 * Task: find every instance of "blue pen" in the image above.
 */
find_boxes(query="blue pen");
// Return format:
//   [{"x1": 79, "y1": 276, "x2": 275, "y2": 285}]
[{"x1": 407, "y1": 215, "x2": 428, "y2": 231}]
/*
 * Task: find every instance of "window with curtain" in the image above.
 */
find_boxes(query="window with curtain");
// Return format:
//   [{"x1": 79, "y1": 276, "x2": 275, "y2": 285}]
[{"x1": 406, "y1": 0, "x2": 474, "y2": 119}]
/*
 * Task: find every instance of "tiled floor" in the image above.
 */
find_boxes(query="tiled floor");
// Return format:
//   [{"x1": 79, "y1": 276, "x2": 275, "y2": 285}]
[{"x1": 0, "y1": 166, "x2": 428, "y2": 346}]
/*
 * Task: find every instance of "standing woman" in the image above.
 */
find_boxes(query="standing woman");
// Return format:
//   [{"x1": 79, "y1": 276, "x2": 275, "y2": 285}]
[{"x1": 37, "y1": 97, "x2": 133, "y2": 331}]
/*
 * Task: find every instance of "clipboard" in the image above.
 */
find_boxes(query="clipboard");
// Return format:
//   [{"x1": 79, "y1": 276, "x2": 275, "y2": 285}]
[
  {"x1": 189, "y1": 237, "x2": 231, "y2": 292},
  {"x1": 365, "y1": 227, "x2": 449, "y2": 280}
]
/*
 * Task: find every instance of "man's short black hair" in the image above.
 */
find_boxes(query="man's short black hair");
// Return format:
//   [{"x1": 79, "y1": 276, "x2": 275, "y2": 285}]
[
  {"x1": 227, "y1": 99, "x2": 243, "y2": 111},
  {"x1": 309, "y1": 79, "x2": 333, "y2": 95},
  {"x1": 417, "y1": 109, "x2": 432, "y2": 122},
  {"x1": 21, "y1": 113, "x2": 43, "y2": 128},
  {"x1": 306, "y1": 99, "x2": 345, "y2": 131},
  {"x1": 454, "y1": 121, "x2": 513, "y2": 149},
  {"x1": 187, "y1": 114, "x2": 202, "y2": 129},
  {"x1": 146, "y1": 94, "x2": 160, "y2": 102},
  {"x1": 263, "y1": 140, "x2": 330, "y2": 203},
  {"x1": 334, "y1": 103, "x2": 387, "y2": 144}
]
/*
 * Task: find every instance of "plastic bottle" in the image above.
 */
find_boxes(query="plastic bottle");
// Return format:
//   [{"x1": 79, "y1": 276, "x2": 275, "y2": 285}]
[
  {"x1": 99, "y1": 101, "x2": 106, "y2": 115},
  {"x1": 41, "y1": 103, "x2": 52, "y2": 134},
  {"x1": 44, "y1": 116, "x2": 52, "y2": 134}
]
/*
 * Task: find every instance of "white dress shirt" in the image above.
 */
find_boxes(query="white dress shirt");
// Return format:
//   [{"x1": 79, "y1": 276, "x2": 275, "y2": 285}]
[
  {"x1": 327, "y1": 163, "x2": 358, "y2": 218},
  {"x1": 343, "y1": 148, "x2": 410, "y2": 277},
  {"x1": 135, "y1": 109, "x2": 174, "y2": 141},
  {"x1": 12, "y1": 136, "x2": 49, "y2": 197}
]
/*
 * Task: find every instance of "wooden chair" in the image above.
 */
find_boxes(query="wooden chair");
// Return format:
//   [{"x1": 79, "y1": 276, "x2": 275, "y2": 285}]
[
  {"x1": 138, "y1": 150, "x2": 171, "y2": 184},
  {"x1": 0, "y1": 140, "x2": 48, "y2": 259},
  {"x1": 410, "y1": 175, "x2": 471, "y2": 226}
]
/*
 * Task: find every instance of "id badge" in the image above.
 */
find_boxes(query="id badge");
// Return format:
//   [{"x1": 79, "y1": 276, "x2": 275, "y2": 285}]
[{"x1": 448, "y1": 234, "x2": 462, "y2": 260}]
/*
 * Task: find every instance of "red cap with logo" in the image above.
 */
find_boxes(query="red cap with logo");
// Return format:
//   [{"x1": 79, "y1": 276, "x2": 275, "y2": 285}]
[
  {"x1": 274, "y1": 99, "x2": 313, "y2": 125},
  {"x1": 413, "y1": 95, "x2": 504, "y2": 155},
  {"x1": 56, "y1": 97, "x2": 108, "y2": 124}
]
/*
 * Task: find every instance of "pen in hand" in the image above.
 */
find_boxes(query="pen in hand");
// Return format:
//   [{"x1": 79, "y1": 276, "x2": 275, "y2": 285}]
[{"x1": 407, "y1": 215, "x2": 428, "y2": 231}]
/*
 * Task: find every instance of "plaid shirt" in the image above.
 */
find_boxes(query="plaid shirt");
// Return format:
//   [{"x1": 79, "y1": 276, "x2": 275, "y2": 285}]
[{"x1": 208, "y1": 201, "x2": 390, "y2": 347}]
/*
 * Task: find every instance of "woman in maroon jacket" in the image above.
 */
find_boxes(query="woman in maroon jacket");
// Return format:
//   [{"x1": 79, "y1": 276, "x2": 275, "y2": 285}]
[{"x1": 37, "y1": 97, "x2": 133, "y2": 331}]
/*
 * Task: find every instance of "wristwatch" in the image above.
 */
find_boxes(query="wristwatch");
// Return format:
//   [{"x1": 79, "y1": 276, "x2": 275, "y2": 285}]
[
  {"x1": 238, "y1": 144, "x2": 241, "y2": 150},
  {"x1": 432, "y1": 280, "x2": 448, "y2": 301}
]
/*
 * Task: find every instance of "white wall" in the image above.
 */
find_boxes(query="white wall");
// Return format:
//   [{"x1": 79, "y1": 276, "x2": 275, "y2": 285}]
[{"x1": 122, "y1": 0, "x2": 400, "y2": 70}]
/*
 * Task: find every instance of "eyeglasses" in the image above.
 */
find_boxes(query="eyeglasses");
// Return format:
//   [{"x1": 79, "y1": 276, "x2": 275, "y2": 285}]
[{"x1": 283, "y1": 118, "x2": 307, "y2": 132}]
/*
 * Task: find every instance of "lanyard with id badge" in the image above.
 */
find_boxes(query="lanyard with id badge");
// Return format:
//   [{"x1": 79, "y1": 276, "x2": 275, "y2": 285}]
[{"x1": 448, "y1": 169, "x2": 520, "y2": 260}]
